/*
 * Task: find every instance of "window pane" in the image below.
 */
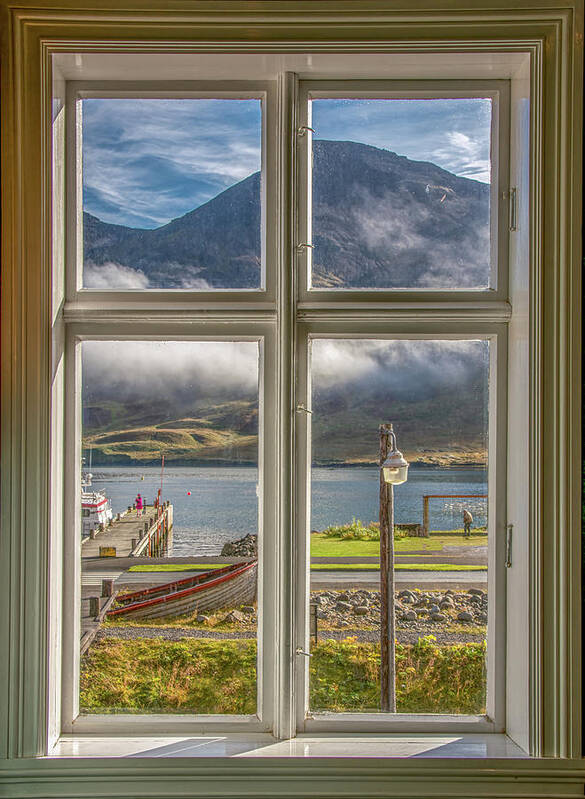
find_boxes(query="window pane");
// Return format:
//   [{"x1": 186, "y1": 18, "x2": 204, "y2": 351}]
[
  {"x1": 81, "y1": 99, "x2": 262, "y2": 290},
  {"x1": 79, "y1": 341, "x2": 260, "y2": 715},
  {"x1": 309, "y1": 339, "x2": 489, "y2": 715},
  {"x1": 310, "y1": 98, "x2": 492, "y2": 289}
]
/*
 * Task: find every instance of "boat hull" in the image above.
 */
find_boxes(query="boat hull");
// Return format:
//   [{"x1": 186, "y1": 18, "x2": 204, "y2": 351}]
[{"x1": 107, "y1": 561, "x2": 257, "y2": 621}]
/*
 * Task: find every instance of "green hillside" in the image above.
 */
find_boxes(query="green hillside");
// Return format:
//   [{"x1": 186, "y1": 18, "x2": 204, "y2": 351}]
[{"x1": 83, "y1": 397, "x2": 486, "y2": 467}]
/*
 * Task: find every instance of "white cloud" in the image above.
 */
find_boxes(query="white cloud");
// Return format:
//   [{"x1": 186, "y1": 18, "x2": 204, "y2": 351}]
[
  {"x1": 84, "y1": 262, "x2": 150, "y2": 289},
  {"x1": 312, "y1": 339, "x2": 487, "y2": 391}
]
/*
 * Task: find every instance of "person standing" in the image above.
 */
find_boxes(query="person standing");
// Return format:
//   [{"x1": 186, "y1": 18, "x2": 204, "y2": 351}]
[
  {"x1": 463, "y1": 508, "x2": 473, "y2": 537},
  {"x1": 135, "y1": 493, "x2": 143, "y2": 517}
]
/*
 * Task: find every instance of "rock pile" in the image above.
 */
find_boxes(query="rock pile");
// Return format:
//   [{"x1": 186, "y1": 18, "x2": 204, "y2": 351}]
[
  {"x1": 310, "y1": 588, "x2": 487, "y2": 630},
  {"x1": 220, "y1": 534, "x2": 258, "y2": 557}
]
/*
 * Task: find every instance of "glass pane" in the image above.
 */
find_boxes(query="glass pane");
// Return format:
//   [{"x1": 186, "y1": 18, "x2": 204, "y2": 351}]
[
  {"x1": 81, "y1": 99, "x2": 262, "y2": 290},
  {"x1": 310, "y1": 98, "x2": 492, "y2": 289},
  {"x1": 79, "y1": 341, "x2": 260, "y2": 715},
  {"x1": 309, "y1": 339, "x2": 489, "y2": 715}
]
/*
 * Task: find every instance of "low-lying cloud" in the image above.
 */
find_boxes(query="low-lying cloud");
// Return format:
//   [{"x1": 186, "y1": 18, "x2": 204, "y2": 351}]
[
  {"x1": 312, "y1": 339, "x2": 488, "y2": 396},
  {"x1": 83, "y1": 340, "x2": 259, "y2": 404},
  {"x1": 84, "y1": 262, "x2": 150, "y2": 289}
]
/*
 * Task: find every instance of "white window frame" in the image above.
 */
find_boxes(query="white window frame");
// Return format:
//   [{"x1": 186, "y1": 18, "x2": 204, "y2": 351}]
[
  {"x1": 0, "y1": 4, "x2": 581, "y2": 794},
  {"x1": 67, "y1": 81, "x2": 278, "y2": 303},
  {"x1": 60, "y1": 80, "x2": 282, "y2": 734},
  {"x1": 296, "y1": 79, "x2": 510, "y2": 302},
  {"x1": 60, "y1": 72, "x2": 510, "y2": 738},
  {"x1": 61, "y1": 327, "x2": 279, "y2": 735},
  {"x1": 294, "y1": 326, "x2": 507, "y2": 734},
  {"x1": 292, "y1": 77, "x2": 511, "y2": 733}
]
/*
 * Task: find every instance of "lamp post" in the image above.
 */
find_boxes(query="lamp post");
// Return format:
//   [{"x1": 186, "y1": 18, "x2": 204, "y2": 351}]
[{"x1": 379, "y1": 423, "x2": 409, "y2": 712}]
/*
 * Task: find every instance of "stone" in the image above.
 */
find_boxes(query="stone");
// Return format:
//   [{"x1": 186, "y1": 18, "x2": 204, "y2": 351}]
[
  {"x1": 477, "y1": 613, "x2": 488, "y2": 623},
  {"x1": 467, "y1": 588, "x2": 484, "y2": 596},
  {"x1": 317, "y1": 609, "x2": 327, "y2": 619},
  {"x1": 429, "y1": 604, "x2": 440, "y2": 614},
  {"x1": 416, "y1": 608, "x2": 428, "y2": 616},
  {"x1": 439, "y1": 600, "x2": 453, "y2": 609},
  {"x1": 430, "y1": 613, "x2": 446, "y2": 622},
  {"x1": 353, "y1": 606, "x2": 369, "y2": 615},
  {"x1": 402, "y1": 610, "x2": 417, "y2": 621},
  {"x1": 220, "y1": 534, "x2": 258, "y2": 557},
  {"x1": 338, "y1": 620, "x2": 350, "y2": 627},
  {"x1": 241, "y1": 605, "x2": 256, "y2": 614},
  {"x1": 337, "y1": 592, "x2": 350, "y2": 601},
  {"x1": 224, "y1": 610, "x2": 246, "y2": 624},
  {"x1": 401, "y1": 595, "x2": 413, "y2": 604},
  {"x1": 336, "y1": 601, "x2": 352, "y2": 612},
  {"x1": 458, "y1": 611, "x2": 474, "y2": 622},
  {"x1": 196, "y1": 614, "x2": 209, "y2": 623}
]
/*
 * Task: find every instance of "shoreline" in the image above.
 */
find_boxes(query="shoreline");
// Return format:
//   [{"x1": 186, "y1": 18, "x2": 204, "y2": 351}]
[{"x1": 84, "y1": 461, "x2": 487, "y2": 470}]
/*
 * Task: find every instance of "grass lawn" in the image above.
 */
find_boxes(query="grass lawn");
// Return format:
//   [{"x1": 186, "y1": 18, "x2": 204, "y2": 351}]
[
  {"x1": 80, "y1": 637, "x2": 486, "y2": 715},
  {"x1": 310, "y1": 563, "x2": 486, "y2": 571},
  {"x1": 128, "y1": 561, "x2": 486, "y2": 573},
  {"x1": 310, "y1": 532, "x2": 487, "y2": 558}
]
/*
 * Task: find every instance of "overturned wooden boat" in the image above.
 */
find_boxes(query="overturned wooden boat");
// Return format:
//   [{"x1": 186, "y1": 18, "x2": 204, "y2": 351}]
[{"x1": 107, "y1": 560, "x2": 257, "y2": 621}]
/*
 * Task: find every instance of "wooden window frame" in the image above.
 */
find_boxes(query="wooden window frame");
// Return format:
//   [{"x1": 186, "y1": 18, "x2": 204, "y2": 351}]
[{"x1": 0, "y1": 2, "x2": 582, "y2": 796}]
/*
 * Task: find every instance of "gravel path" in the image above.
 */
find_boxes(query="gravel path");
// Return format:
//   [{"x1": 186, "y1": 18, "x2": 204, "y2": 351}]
[{"x1": 98, "y1": 626, "x2": 484, "y2": 645}]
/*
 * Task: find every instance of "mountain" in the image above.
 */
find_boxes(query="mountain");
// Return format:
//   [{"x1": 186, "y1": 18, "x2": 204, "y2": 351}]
[
  {"x1": 82, "y1": 142, "x2": 490, "y2": 465},
  {"x1": 83, "y1": 364, "x2": 487, "y2": 468},
  {"x1": 83, "y1": 140, "x2": 490, "y2": 290}
]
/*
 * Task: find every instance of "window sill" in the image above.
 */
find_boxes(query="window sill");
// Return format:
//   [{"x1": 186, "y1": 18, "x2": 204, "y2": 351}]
[{"x1": 48, "y1": 732, "x2": 527, "y2": 759}]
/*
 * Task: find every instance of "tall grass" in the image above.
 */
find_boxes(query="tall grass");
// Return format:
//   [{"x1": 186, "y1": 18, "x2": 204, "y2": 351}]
[
  {"x1": 310, "y1": 636, "x2": 486, "y2": 714},
  {"x1": 80, "y1": 636, "x2": 485, "y2": 715}
]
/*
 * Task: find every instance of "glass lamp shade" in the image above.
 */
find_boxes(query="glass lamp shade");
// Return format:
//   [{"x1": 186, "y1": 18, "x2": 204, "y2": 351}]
[{"x1": 382, "y1": 450, "x2": 409, "y2": 485}]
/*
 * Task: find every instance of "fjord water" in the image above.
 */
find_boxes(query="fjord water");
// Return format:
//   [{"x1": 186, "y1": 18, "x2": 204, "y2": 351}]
[{"x1": 89, "y1": 465, "x2": 487, "y2": 556}]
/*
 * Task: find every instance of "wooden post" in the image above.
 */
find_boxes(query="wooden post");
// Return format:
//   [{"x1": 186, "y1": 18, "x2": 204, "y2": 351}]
[
  {"x1": 89, "y1": 596, "x2": 100, "y2": 618},
  {"x1": 101, "y1": 579, "x2": 114, "y2": 597},
  {"x1": 131, "y1": 538, "x2": 137, "y2": 551},
  {"x1": 423, "y1": 496, "x2": 430, "y2": 537},
  {"x1": 379, "y1": 423, "x2": 396, "y2": 713},
  {"x1": 89, "y1": 528, "x2": 96, "y2": 539}
]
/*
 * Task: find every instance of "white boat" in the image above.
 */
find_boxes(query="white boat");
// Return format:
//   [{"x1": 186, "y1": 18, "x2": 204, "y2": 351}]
[{"x1": 81, "y1": 472, "x2": 113, "y2": 537}]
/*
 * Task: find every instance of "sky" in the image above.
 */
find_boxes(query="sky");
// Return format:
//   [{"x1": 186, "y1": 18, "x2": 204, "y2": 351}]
[{"x1": 82, "y1": 97, "x2": 492, "y2": 229}]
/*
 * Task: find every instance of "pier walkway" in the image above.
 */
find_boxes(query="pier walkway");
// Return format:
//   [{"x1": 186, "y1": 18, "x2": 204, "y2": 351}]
[{"x1": 82, "y1": 502, "x2": 173, "y2": 559}]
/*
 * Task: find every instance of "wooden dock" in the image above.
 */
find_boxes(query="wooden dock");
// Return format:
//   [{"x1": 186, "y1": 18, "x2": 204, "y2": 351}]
[
  {"x1": 81, "y1": 502, "x2": 173, "y2": 559},
  {"x1": 80, "y1": 580, "x2": 118, "y2": 654}
]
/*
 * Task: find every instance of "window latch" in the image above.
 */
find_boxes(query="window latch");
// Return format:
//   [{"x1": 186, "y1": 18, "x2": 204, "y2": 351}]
[
  {"x1": 507, "y1": 187, "x2": 517, "y2": 232},
  {"x1": 505, "y1": 524, "x2": 513, "y2": 568},
  {"x1": 296, "y1": 647, "x2": 312, "y2": 657},
  {"x1": 296, "y1": 242, "x2": 314, "y2": 254},
  {"x1": 296, "y1": 403, "x2": 312, "y2": 415},
  {"x1": 297, "y1": 126, "x2": 315, "y2": 137}
]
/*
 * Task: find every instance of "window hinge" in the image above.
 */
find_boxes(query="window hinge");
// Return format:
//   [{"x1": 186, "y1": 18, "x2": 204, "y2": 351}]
[
  {"x1": 507, "y1": 187, "x2": 517, "y2": 232},
  {"x1": 296, "y1": 403, "x2": 312, "y2": 415},
  {"x1": 505, "y1": 524, "x2": 513, "y2": 568}
]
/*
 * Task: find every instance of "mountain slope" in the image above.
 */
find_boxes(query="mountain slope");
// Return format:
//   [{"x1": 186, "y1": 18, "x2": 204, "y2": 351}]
[{"x1": 83, "y1": 140, "x2": 490, "y2": 290}]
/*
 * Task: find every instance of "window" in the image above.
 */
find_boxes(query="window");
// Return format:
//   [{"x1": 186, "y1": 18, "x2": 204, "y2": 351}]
[
  {"x1": 60, "y1": 72, "x2": 510, "y2": 737},
  {"x1": 0, "y1": 5, "x2": 581, "y2": 794}
]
